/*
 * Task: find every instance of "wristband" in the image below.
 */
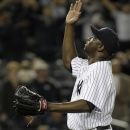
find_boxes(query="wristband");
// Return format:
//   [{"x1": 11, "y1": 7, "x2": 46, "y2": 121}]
[{"x1": 39, "y1": 99, "x2": 48, "y2": 111}]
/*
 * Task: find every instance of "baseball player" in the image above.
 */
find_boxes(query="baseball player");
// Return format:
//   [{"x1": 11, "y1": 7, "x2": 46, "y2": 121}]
[{"x1": 14, "y1": 0, "x2": 119, "y2": 130}]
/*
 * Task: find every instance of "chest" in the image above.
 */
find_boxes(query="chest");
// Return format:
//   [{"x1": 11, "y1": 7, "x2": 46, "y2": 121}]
[{"x1": 71, "y1": 67, "x2": 90, "y2": 100}]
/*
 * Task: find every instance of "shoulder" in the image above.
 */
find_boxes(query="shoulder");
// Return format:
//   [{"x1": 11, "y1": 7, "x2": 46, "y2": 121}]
[
  {"x1": 71, "y1": 57, "x2": 88, "y2": 77},
  {"x1": 85, "y1": 61, "x2": 112, "y2": 81},
  {"x1": 71, "y1": 57, "x2": 88, "y2": 65},
  {"x1": 89, "y1": 61, "x2": 111, "y2": 72}
]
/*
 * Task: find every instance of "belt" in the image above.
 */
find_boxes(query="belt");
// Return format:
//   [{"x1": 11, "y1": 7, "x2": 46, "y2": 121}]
[
  {"x1": 96, "y1": 125, "x2": 110, "y2": 130},
  {"x1": 71, "y1": 125, "x2": 111, "y2": 130}
]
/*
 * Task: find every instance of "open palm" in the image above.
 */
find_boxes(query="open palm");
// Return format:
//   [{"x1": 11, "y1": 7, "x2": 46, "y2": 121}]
[{"x1": 66, "y1": 0, "x2": 82, "y2": 24}]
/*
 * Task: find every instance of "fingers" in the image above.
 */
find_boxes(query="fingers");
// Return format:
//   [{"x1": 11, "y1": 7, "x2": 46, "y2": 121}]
[
  {"x1": 77, "y1": 0, "x2": 82, "y2": 12},
  {"x1": 73, "y1": 0, "x2": 79, "y2": 10},
  {"x1": 74, "y1": 0, "x2": 82, "y2": 11},
  {"x1": 16, "y1": 102, "x2": 37, "y2": 111},
  {"x1": 16, "y1": 98, "x2": 36, "y2": 106},
  {"x1": 70, "y1": 3, "x2": 74, "y2": 10},
  {"x1": 70, "y1": 0, "x2": 82, "y2": 11}
]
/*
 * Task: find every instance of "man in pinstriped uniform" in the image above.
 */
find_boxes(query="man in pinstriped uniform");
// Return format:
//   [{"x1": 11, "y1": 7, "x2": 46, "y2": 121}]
[
  {"x1": 14, "y1": 0, "x2": 119, "y2": 130},
  {"x1": 63, "y1": 0, "x2": 119, "y2": 130}
]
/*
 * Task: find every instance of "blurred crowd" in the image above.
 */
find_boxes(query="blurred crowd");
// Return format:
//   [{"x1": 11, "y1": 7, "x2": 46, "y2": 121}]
[
  {"x1": 0, "y1": 0, "x2": 130, "y2": 130},
  {"x1": 0, "y1": 57, "x2": 75, "y2": 130}
]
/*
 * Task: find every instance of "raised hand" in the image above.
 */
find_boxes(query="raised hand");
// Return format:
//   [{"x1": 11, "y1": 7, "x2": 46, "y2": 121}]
[{"x1": 66, "y1": 0, "x2": 82, "y2": 24}]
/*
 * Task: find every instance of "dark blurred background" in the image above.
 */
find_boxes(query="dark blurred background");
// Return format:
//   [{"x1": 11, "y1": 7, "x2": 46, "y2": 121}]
[{"x1": 0, "y1": 0, "x2": 130, "y2": 130}]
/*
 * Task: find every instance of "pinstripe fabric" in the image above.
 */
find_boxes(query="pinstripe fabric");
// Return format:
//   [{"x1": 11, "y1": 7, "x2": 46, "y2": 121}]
[{"x1": 67, "y1": 57, "x2": 116, "y2": 130}]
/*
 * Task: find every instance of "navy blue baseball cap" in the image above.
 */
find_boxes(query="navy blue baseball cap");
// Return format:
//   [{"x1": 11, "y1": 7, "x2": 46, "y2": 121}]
[{"x1": 91, "y1": 26, "x2": 119, "y2": 55}]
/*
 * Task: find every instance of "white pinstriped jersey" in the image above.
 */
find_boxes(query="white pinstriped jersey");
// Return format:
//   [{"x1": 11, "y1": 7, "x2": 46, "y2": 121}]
[{"x1": 67, "y1": 57, "x2": 116, "y2": 130}]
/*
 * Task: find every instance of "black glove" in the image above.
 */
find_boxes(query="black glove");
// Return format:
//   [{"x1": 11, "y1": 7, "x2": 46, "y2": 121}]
[{"x1": 14, "y1": 86, "x2": 47, "y2": 116}]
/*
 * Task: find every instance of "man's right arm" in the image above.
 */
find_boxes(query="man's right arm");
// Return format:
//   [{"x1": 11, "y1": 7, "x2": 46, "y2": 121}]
[
  {"x1": 62, "y1": 0, "x2": 82, "y2": 71},
  {"x1": 62, "y1": 24, "x2": 77, "y2": 71}
]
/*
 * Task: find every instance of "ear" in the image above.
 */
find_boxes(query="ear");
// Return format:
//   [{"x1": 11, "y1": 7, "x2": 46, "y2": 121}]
[{"x1": 98, "y1": 43, "x2": 104, "y2": 52}]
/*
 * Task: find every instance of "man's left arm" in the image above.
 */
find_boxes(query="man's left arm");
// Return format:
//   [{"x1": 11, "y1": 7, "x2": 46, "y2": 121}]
[
  {"x1": 14, "y1": 86, "x2": 94, "y2": 116},
  {"x1": 47, "y1": 100, "x2": 94, "y2": 113}
]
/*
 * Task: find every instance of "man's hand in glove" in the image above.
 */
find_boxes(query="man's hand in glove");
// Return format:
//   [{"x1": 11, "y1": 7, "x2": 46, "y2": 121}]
[{"x1": 14, "y1": 86, "x2": 47, "y2": 116}]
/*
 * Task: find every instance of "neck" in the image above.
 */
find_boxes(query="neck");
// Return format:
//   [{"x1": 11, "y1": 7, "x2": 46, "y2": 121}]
[{"x1": 87, "y1": 52, "x2": 110, "y2": 65}]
